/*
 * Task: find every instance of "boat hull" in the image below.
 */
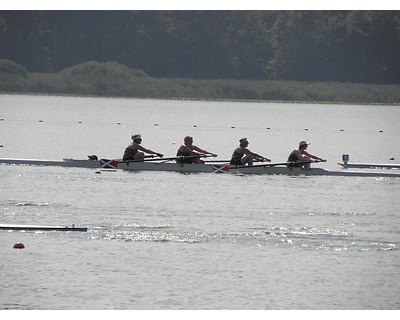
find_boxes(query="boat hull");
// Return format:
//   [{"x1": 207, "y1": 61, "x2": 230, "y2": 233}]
[{"x1": 1, "y1": 158, "x2": 400, "y2": 177}]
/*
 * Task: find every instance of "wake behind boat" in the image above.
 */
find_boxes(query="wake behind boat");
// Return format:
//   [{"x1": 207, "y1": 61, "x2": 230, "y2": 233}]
[{"x1": 1, "y1": 157, "x2": 400, "y2": 177}]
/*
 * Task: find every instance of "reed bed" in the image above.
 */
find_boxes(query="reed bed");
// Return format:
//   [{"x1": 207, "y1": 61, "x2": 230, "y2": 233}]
[{"x1": 1, "y1": 64, "x2": 399, "y2": 104}]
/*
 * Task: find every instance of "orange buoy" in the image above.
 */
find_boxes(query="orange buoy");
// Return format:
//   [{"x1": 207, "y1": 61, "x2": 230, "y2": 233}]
[{"x1": 13, "y1": 242, "x2": 25, "y2": 249}]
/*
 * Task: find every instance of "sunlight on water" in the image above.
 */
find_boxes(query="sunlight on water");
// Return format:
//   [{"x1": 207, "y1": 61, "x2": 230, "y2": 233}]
[{"x1": 1, "y1": 95, "x2": 400, "y2": 309}]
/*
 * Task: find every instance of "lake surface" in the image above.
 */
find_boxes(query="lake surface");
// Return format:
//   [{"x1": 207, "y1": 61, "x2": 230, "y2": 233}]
[{"x1": 1, "y1": 94, "x2": 400, "y2": 310}]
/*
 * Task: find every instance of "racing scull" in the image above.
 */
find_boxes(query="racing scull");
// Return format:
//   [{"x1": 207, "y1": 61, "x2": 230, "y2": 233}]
[{"x1": 1, "y1": 157, "x2": 400, "y2": 177}]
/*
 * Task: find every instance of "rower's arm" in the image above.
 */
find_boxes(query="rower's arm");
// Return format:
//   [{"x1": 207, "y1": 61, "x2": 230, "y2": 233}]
[
  {"x1": 246, "y1": 149, "x2": 271, "y2": 162},
  {"x1": 192, "y1": 146, "x2": 217, "y2": 157},
  {"x1": 138, "y1": 145, "x2": 163, "y2": 157},
  {"x1": 181, "y1": 145, "x2": 201, "y2": 155},
  {"x1": 303, "y1": 151, "x2": 326, "y2": 161}
]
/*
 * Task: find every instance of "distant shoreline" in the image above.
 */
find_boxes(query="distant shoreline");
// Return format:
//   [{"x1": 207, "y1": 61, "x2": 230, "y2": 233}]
[{"x1": 1, "y1": 91, "x2": 399, "y2": 107}]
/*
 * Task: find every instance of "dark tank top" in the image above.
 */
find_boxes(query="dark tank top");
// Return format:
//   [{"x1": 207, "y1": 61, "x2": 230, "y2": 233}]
[
  {"x1": 123, "y1": 147, "x2": 138, "y2": 161},
  {"x1": 230, "y1": 149, "x2": 244, "y2": 165}
]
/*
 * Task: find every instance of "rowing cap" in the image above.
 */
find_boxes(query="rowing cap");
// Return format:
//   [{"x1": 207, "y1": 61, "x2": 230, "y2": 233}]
[{"x1": 299, "y1": 140, "x2": 310, "y2": 146}]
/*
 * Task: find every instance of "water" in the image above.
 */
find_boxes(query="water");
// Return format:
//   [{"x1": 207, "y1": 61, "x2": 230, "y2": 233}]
[{"x1": 1, "y1": 94, "x2": 400, "y2": 310}]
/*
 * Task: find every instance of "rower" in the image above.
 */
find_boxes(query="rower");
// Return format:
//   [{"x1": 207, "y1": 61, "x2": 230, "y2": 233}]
[
  {"x1": 123, "y1": 134, "x2": 164, "y2": 161},
  {"x1": 177, "y1": 135, "x2": 217, "y2": 164},
  {"x1": 230, "y1": 137, "x2": 271, "y2": 165},
  {"x1": 287, "y1": 140, "x2": 326, "y2": 168}
]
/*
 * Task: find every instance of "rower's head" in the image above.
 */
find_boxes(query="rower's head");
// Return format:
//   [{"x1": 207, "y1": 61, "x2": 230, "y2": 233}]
[
  {"x1": 184, "y1": 135, "x2": 193, "y2": 144},
  {"x1": 299, "y1": 140, "x2": 309, "y2": 149},
  {"x1": 239, "y1": 137, "x2": 249, "y2": 147},
  {"x1": 132, "y1": 134, "x2": 143, "y2": 143}
]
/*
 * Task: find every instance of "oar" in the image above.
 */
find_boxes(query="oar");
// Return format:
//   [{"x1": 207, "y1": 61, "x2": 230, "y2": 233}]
[
  {"x1": 172, "y1": 154, "x2": 217, "y2": 162},
  {"x1": 232, "y1": 162, "x2": 290, "y2": 169},
  {"x1": 204, "y1": 158, "x2": 267, "y2": 164},
  {"x1": 203, "y1": 159, "x2": 231, "y2": 163},
  {"x1": 232, "y1": 160, "x2": 323, "y2": 169},
  {"x1": 159, "y1": 154, "x2": 218, "y2": 164},
  {"x1": 120, "y1": 154, "x2": 214, "y2": 164},
  {"x1": 120, "y1": 157, "x2": 175, "y2": 163}
]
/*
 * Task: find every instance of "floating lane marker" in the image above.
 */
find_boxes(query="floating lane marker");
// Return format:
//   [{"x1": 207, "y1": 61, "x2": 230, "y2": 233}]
[{"x1": 13, "y1": 242, "x2": 25, "y2": 249}]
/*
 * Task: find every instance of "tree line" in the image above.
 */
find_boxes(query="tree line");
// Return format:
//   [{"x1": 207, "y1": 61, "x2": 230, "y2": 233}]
[{"x1": 0, "y1": 10, "x2": 399, "y2": 84}]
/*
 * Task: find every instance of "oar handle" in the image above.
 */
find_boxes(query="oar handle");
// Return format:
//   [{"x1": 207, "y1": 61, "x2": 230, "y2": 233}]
[
  {"x1": 233, "y1": 159, "x2": 326, "y2": 169},
  {"x1": 233, "y1": 162, "x2": 288, "y2": 169},
  {"x1": 120, "y1": 153, "x2": 212, "y2": 164},
  {"x1": 204, "y1": 159, "x2": 231, "y2": 163},
  {"x1": 176, "y1": 154, "x2": 213, "y2": 161}
]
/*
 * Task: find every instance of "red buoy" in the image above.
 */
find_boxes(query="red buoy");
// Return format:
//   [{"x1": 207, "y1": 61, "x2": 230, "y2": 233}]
[{"x1": 13, "y1": 242, "x2": 25, "y2": 249}]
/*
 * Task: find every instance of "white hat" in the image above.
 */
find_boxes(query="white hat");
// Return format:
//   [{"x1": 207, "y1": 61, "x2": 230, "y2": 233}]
[{"x1": 299, "y1": 140, "x2": 310, "y2": 146}]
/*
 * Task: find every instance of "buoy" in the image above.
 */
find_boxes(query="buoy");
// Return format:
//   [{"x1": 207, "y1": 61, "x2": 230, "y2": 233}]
[
  {"x1": 13, "y1": 242, "x2": 25, "y2": 249},
  {"x1": 95, "y1": 171, "x2": 101, "y2": 174}
]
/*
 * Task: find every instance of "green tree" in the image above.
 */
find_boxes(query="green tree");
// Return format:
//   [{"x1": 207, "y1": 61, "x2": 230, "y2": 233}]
[
  {"x1": 346, "y1": 11, "x2": 400, "y2": 83},
  {"x1": 0, "y1": 11, "x2": 52, "y2": 72}
]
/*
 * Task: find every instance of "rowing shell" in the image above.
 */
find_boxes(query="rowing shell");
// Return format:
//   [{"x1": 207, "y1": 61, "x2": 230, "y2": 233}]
[
  {"x1": 1, "y1": 158, "x2": 400, "y2": 177},
  {"x1": 0, "y1": 224, "x2": 87, "y2": 231}
]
